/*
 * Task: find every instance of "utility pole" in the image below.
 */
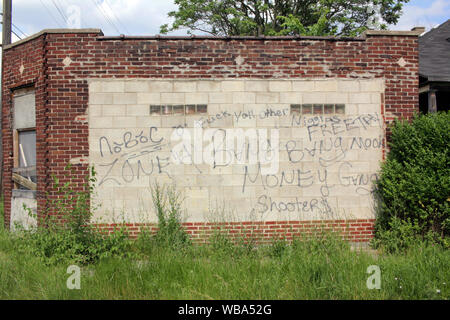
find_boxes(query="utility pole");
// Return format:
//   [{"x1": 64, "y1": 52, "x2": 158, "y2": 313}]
[
  {"x1": 1, "y1": 0, "x2": 12, "y2": 197},
  {"x1": 2, "y1": 0, "x2": 11, "y2": 46}
]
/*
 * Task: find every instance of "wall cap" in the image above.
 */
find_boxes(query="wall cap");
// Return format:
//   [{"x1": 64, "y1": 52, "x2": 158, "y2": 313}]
[
  {"x1": 363, "y1": 27, "x2": 425, "y2": 37},
  {"x1": 2, "y1": 26, "x2": 425, "y2": 51},
  {"x1": 3, "y1": 28, "x2": 103, "y2": 50}
]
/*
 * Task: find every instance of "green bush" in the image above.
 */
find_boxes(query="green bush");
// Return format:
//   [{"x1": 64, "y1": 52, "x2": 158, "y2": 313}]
[
  {"x1": 16, "y1": 164, "x2": 133, "y2": 265},
  {"x1": 374, "y1": 111, "x2": 450, "y2": 252},
  {"x1": 0, "y1": 196, "x2": 4, "y2": 231},
  {"x1": 148, "y1": 182, "x2": 191, "y2": 249}
]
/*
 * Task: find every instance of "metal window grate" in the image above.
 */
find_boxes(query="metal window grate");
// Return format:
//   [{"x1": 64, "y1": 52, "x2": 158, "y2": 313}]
[
  {"x1": 290, "y1": 104, "x2": 345, "y2": 115},
  {"x1": 150, "y1": 104, "x2": 208, "y2": 116}
]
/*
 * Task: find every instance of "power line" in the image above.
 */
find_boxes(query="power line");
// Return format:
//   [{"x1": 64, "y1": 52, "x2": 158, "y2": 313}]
[
  {"x1": 0, "y1": 22, "x2": 22, "y2": 40},
  {"x1": 39, "y1": 0, "x2": 64, "y2": 28},
  {"x1": 11, "y1": 29, "x2": 21, "y2": 40},
  {"x1": 90, "y1": 0, "x2": 122, "y2": 34},
  {"x1": 0, "y1": 12, "x2": 28, "y2": 38},
  {"x1": 12, "y1": 23, "x2": 27, "y2": 38},
  {"x1": 103, "y1": 0, "x2": 130, "y2": 34},
  {"x1": 0, "y1": 12, "x2": 28, "y2": 37},
  {"x1": 51, "y1": 0, "x2": 68, "y2": 25}
]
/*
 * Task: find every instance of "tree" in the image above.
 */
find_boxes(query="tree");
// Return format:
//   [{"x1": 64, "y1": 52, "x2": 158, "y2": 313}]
[{"x1": 160, "y1": 0, "x2": 409, "y2": 37}]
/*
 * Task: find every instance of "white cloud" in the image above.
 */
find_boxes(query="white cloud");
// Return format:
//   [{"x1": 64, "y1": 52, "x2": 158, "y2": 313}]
[
  {"x1": 10, "y1": 0, "x2": 181, "y2": 37},
  {"x1": 390, "y1": 0, "x2": 450, "y2": 31}
]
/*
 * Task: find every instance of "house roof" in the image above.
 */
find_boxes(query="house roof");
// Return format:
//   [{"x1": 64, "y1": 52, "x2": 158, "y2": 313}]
[{"x1": 419, "y1": 19, "x2": 450, "y2": 82}]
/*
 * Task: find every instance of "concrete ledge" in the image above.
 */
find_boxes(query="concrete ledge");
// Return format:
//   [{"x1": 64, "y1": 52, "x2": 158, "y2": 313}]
[
  {"x1": 363, "y1": 27, "x2": 425, "y2": 37},
  {"x1": 3, "y1": 28, "x2": 103, "y2": 50},
  {"x1": 97, "y1": 35, "x2": 366, "y2": 41},
  {"x1": 3, "y1": 26, "x2": 425, "y2": 51}
]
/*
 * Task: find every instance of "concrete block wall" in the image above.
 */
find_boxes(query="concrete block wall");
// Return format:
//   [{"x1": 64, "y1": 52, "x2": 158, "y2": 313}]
[
  {"x1": 2, "y1": 29, "x2": 420, "y2": 242},
  {"x1": 88, "y1": 78, "x2": 385, "y2": 228}
]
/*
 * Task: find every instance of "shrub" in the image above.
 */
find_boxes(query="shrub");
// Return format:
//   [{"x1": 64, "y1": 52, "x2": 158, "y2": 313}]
[
  {"x1": 16, "y1": 164, "x2": 133, "y2": 265},
  {"x1": 149, "y1": 182, "x2": 191, "y2": 249},
  {"x1": 374, "y1": 111, "x2": 450, "y2": 251},
  {"x1": 0, "y1": 196, "x2": 4, "y2": 232}
]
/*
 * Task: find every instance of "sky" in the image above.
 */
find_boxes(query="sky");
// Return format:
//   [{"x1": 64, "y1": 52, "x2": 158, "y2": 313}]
[{"x1": 3, "y1": 0, "x2": 450, "y2": 42}]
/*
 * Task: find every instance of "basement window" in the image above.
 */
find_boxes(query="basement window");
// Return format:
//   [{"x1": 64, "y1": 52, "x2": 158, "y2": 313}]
[
  {"x1": 150, "y1": 104, "x2": 208, "y2": 116},
  {"x1": 12, "y1": 87, "x2": 37, "y2": 190},
  {"x1": 290, "y1": 104, "x2": 345, "y2": 115}
]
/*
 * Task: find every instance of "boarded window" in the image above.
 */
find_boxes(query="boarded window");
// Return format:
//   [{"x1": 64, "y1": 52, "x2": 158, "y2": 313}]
[
  {"x1": 12, "y1": 88, "x2": 37, "y2": 190},
  {"x1": 13, "y1": 89, "x2": 36, "y2": 129}
]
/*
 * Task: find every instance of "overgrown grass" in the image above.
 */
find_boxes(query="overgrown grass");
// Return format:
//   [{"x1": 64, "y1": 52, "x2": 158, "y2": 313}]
[
  {"x1": 0, "y1": 177, "x2": 448, "y2": 300},
  {"x1": 0, "y1": 228, "x2": 448, "y2": 300}
]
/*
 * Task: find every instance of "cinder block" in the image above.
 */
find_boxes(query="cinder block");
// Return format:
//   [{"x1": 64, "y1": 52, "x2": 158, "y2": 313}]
[
  {"x1": 185, "y1": 92, "x2": 209, "y2": 104},
  {"x1": 161, "y1": 92, "x2": 185, "y2": 104},
  {"x1": 126, "y1": 105, "x2": 149, "y2": 116},
  {"x1": 245, "y1": 80, "x2": 269, "y2": 92},
  {"x1": 112, "y1": 116, "x2": 137, "y2": 128},
  {"x1": 90, "y1": 93, "x2": 113, "y2": 105},
  {"x1": 136, "y1": 117, "x2": 161, "y2": 127},
  {"x1": 358, "y1": 103, "x2": 380, "y2": 114},
  {"x1": 371, "y1": 93, "x2": 382, "y2": 104},
  {"x1": 149, "y1": 81, "x2": 173, "y2": 92},
  {"x1": 233, "y1": 92, "x2": 256, "y2": 104},
  {"x1": 269, "y1": 80, "x2": 292, "y2": 92},
  {"x1": 186, "y1": 187, "x2": 210, "y2": 198},
  {"x1": 303, "y1": 92, "x2": 327, "y2": 104},
  {"x1": 208, "y1": 115, "x2": 233, "y2": 128},
  {"x1": 197, "y1": 81, "x2": 221, "y2": 92},
  {"x1": 90, "y1": 116, "x2": 113, "y2": 128},
  {"x1": 337, "y1": 80, "x2": 360, "y2": 92},
  {"x1": 345, "y1": 104, "x2": 358, "y2": 115},
  {"x1": 89, "y1": 105, "x2": 102, "y2": 117},
  {"x1": 256, "y1": 92, "x2": 279, "y2": 103},
  {"x1": 113, "y1": 93, "x2": 138, "y2": 105},
  {"x1": 102, "y1": 104, "x2": 126, "y2": 116},
  {"x1": 292, "y1": 81, "x2": 314, "y2": 92},
  {"x1": 314, "y1": 80, "x2": 338, "y2": 92},
  {"x1": 326, "y1": 93, "x2": 348, "y2": 104},
  {"x1": 125, "y1": 81, "x2": 149, "y2": 93},
  {"x1": 89, "y1": 81, "x2": 103, "y2": 93},
  {"x1": 137, "y1": 93, "x2": 161, "y2": 104},
  {"x1": 103, "y1": 81, "x2": 125, "y2": 93},
  {"x1": 280, "y1": 92, "x2": 302, "y2": 104},
  {"x1": 349, "y1": 93, "x2": 371, "y2": 104},
  {"x1": 222, "y1": 81, "x2": 245, "y2": 92},
  {"x1": 161, "y1": 116, "x2": 186, "y2": 128},
  {"x1": 209, "y1": 92, "x2": 233, "y2": 103},
  {"x1": 337, "y1": 196, "x2": 361, "y2": 208},
  {"x1": 174, "y1": 81, "x2": 197, "y2": 92}
]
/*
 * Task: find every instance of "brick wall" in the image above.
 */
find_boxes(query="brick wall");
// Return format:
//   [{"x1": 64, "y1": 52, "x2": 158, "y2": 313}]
[{"x1": 2, "y1": 29, "x2": 420, "y2": 242}]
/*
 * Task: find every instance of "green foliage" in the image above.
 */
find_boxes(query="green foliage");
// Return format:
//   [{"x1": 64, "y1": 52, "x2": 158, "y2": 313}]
[
  {"x1": 0, "y1": 196, "x2": 4, "y2": 231},
  {"x1": 149, "y1": 182, "x2": 191, "y2": 249},
  {"x1": 1, "y1": 218, "x2": 449, "y2": 299},
  {"x1": 374, "y1": 112, "x2": 450, "y2": 252},
  {"x1": 160, "y1": 0, "x2": 410, "y2": 36},
  {"x1": 16, "y1": 164, "x2": 133, "y2": 265}
]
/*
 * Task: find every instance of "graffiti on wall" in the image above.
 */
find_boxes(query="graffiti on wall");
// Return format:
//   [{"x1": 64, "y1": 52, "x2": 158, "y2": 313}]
[{"x1": 88, "y1": 79, "x2": 385, "y2": 223}]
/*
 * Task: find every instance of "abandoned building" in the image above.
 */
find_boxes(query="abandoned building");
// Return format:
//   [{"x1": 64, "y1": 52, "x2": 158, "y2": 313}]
[
  {"x1": 419, "y1": 19, "x2": 450, "y2": 113},
  {"x1": 1, "y1": 27, "x2": 423, "y2": 242}
]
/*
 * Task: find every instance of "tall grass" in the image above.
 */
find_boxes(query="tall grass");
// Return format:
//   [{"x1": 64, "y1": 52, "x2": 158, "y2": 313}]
[
  {"x1": 0, "y1": 229, "x2": 448, "y2": 300},
  {"x1": 0, "y1": 180, "x2": 448, "y2": 300}
]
